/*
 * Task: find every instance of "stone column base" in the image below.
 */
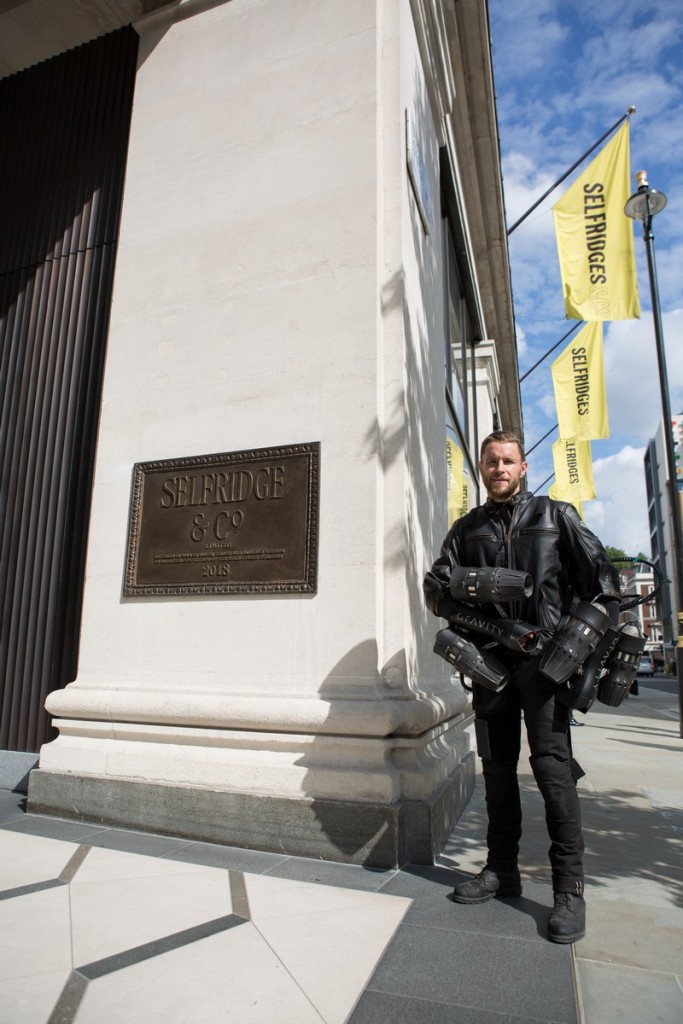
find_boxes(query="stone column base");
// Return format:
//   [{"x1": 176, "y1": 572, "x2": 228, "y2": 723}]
[{"x1": 28, "y1": 754, "x2": 475, "y2": 868}]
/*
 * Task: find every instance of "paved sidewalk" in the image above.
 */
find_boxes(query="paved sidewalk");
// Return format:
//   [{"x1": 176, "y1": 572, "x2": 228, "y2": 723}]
[
  {"x1": 0, "y1": 674, "x2": 680, "y2": 1023},
  {"x1": 433, "y1": 675, "x2": 683, "y2": 1024},
  {"x1": 568, "y1": 676, "x2": 683, "y2": 1024}
]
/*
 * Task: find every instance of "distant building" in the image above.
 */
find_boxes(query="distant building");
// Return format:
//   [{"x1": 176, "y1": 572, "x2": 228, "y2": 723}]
[
  {"x1": 673, "y1": 414, "x2": 683, "y2": 492},
  {"x1": 644, "y1": 419, "x2": 682, "y2": 647},
  {"x1": 618, "y1": 563, "x2": 664, "y2": 665}
]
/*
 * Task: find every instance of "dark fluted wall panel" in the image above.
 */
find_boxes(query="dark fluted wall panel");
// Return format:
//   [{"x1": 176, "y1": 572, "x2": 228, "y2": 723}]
[{"x1": 0, "y1": 27, "x2": 138, "y2": 752}]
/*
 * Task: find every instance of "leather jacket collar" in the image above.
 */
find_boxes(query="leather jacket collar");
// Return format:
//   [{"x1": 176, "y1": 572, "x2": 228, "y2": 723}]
[{"x1": 483, "y1": 490, "x2": 533, "y2": 514}]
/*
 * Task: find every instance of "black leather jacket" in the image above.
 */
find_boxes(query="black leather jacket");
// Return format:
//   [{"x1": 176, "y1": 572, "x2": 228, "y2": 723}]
[{"x1": 424, "y1": 491, "x2": 620, "y2": 641}]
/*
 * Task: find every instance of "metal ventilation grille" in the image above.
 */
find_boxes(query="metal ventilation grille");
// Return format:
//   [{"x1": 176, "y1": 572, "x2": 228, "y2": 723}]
[{"x1": 0, "y1": 26, "x2": 138, "y2": 752}]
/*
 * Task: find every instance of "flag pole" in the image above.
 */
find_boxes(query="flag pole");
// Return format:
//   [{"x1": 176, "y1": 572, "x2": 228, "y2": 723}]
[
  {"x1": 533, "y1": 473, "x2": 555, "y2": 495},
  {"x1": 519, "y1": 322, "x2": 583, "y2": 382},
  {"x1": 507, "y1": 106, "x2": 635, "y2": 236},
  {"x1": 526, "y1": 424, "x2": 558, "y2": 457}
]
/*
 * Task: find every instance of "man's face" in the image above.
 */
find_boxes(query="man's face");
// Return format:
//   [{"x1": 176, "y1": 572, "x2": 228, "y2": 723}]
[{"x1": 479, "y1": 441, "x2": 527, "y2": 502}]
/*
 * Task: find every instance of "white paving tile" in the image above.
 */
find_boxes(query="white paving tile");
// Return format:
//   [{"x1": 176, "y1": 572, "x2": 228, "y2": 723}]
[
  {"x1": 0, "y1": 830, "x2": 77, "y2": 888},
  {"x1": 585, "y1": 875, "x2": 680, "y2": 911},
  {"x1": 577, "y1": 960, "x2": 683, "y2": 1024},
  {"x1": 253, "y1": 896, "x2": 410, "y2": 1022},
  {"x1": 74, "y1": 921, "x2": 328, "y2": 1024},
  {"x1": 245, "y1": 870, "x2": 406, "y2": 921},
  {"x1": 242, "y1": 871, "x2": 410, "y2": 1021},
  {"x1": 0, "y1": 887, "x2": 72, "y2": 981},
  {"x1": 0, "y1": 970, "x2": 70, "y2": 1024},
  {"x1": 576, "y1": 898, "x2": 683, "y2": 973},
  {"x1": 0, "y1": 832, "x2": 410, "y2": 1024},
  {"x1": 71, "y1": 845, "x2": 221, "y2": 884},
  {"x1": 70, "y1": 867, "x2": 233, "y2": 966}
]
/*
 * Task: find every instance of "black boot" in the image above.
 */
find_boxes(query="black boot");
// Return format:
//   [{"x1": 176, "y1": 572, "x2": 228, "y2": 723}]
[
  {"x1": 448, "y1": 867, "x2": 522, "y2": 904},
  {"x1": 548, "y1": 892, "x2": 586, "y2": 943}
]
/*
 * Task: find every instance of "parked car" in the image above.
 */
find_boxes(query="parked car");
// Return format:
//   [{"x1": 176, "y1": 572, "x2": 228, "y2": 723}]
[{"x1": 637, "y1": 655, "x2": 655, "y2": 676}]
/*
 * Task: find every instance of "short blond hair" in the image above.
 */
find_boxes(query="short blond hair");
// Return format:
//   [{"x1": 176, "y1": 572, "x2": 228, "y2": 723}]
[{"x1": 480, "y1": 431, "x2": 525, "y2": 461}]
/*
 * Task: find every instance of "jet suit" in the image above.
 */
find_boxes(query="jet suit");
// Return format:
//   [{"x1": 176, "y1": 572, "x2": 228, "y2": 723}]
[{"x1": 424, "y1": 491, "x2": 620, "y2": 894}]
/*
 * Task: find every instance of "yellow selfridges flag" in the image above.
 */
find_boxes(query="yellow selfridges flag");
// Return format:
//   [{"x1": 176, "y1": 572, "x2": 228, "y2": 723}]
[
  {"x1": 553, "y1": 122, "x2": 640, "y2": 321},
  {"x1": 446, "y1": 435, "x2": 469, "y2": 524},
  {"x1": 551, "y1": 321, "x2": 609, "y2": 440},
  {"x1": 549, "y1": 438, "x2": 595, "y2": 510}
]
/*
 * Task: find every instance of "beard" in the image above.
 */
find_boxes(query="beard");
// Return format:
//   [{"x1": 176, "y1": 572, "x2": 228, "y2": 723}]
[{"x1": 486, "y1": 478, "x2": 521, "y2": 502}]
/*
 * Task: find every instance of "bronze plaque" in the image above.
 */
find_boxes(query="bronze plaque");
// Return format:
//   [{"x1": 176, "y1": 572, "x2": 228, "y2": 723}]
[{"x1": 124, "y1": 442, "x2": 319, "y2": 596}]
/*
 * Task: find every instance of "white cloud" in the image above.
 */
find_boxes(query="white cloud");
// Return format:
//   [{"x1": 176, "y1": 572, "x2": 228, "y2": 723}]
[
  {"x1": 490, "y1": 1, "x2": 568, "y2": 79},
  {"x1": 604, "y1": 311, "x2": 683, "y2": 441},
  {"x1": 503, "y1": 172, "x2": 558, "y2": 245},
  {"x1": 581, "y1": 17, "x2": 683, "y2": 72},
  {"x1": 491, "y1": 0, "x2": 683, "y2": 193},
  {"x1": 516, "y1": 323, "x2": 528, "y2": 357},
  {"x1": 536, "y1": 391, "x2": 556, "y2": 419},
  {"x1": 582, "y1": 445, "x2": 650, "y2": 554}
]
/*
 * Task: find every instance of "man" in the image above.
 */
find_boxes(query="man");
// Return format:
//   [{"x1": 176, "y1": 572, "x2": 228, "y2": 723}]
[{"x1": 423, "y1": 431, "x2": 620, "y2": 943}]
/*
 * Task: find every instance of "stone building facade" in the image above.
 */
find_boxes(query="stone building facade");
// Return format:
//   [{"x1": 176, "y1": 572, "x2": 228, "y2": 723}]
[{"x1": 0, "y1": 0, "x2": 521, "y2": 866}]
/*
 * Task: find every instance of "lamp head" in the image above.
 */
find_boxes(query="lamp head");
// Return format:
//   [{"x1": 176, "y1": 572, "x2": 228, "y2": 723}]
[{"x1": 624, "y1": 169, "x2": 668, "y2": 221}]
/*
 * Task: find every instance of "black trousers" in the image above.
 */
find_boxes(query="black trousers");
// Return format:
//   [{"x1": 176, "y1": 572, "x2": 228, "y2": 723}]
[{"x1": 474, "y1": 665, "x2": 584, "y2": 895}]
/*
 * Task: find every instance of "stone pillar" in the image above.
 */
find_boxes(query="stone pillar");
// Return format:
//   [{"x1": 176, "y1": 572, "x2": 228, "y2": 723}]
[{"x1": 29, "y1": 0, "x2": 475, "y2": 867}]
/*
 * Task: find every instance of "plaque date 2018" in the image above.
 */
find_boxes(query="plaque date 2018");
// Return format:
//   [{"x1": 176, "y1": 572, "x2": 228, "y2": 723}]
[{"x1": 202, "y1": 563, "x2": 231, "y2": 577}]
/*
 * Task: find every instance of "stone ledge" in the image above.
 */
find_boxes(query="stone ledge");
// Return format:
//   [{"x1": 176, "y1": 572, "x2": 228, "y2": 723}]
[{"x1": 28, "y1": 755, "x2": 475, "y2": 868}]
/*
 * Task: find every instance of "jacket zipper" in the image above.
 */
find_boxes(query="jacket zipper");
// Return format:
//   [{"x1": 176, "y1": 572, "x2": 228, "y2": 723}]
[{"x1": 504, "y1": 506, "x2": 513, "y2": 568}]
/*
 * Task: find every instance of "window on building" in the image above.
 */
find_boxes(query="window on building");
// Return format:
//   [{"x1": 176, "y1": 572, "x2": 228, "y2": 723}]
[{"x1": 440, "y1": 149, "x2": 480, "y2": 522}]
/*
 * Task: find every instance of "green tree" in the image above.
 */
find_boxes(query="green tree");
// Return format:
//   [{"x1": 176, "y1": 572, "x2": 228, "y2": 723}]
[
  {"x1": 605, "y1": 547, "x2": 652, "y2": 565},
  {"x1": 605, "y1": 545, "x2": 629, "y2": 562}
]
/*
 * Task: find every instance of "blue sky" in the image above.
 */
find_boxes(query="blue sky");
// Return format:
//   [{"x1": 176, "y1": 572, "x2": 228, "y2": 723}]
[{"x1": 488, "y1": 0, "x2": 683, "y2": 554}]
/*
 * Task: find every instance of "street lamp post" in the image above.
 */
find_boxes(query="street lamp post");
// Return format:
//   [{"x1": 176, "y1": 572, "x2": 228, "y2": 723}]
[{"x1": 625, "y1": 170, "x2": 683, "y2": 737}]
